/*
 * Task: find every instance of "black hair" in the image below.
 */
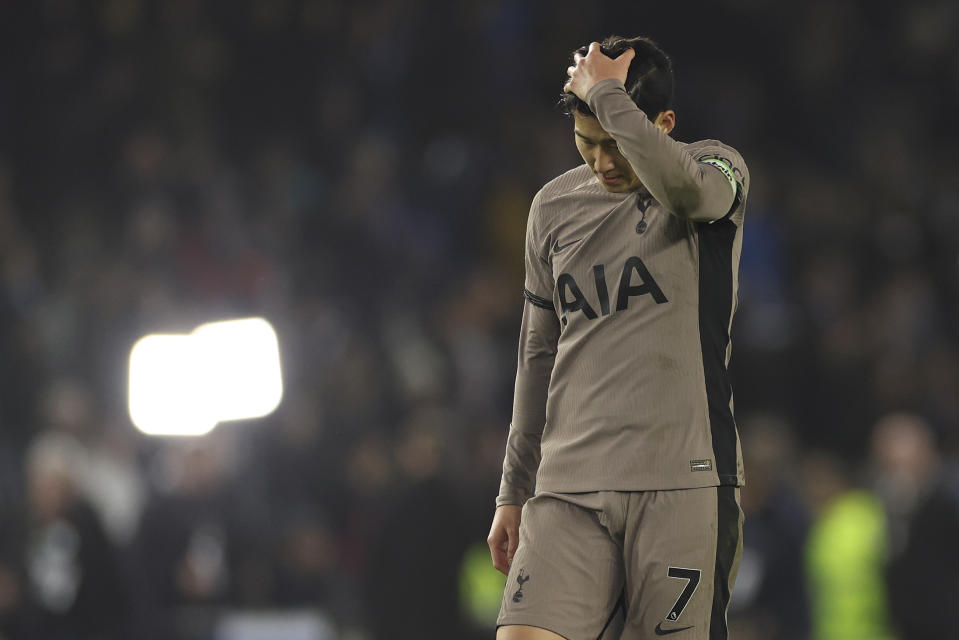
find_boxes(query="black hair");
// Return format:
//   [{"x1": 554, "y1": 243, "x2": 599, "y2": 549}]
[{"x1": 559, "y1": 35, "x2": 674, "y2": 121}]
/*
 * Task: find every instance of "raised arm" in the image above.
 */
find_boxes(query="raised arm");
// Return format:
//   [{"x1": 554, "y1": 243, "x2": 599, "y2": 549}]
[
  {"x1": 586, "y1": 79, "x2": 737, "y2": 221},
  {"x1": 566, "y1": 42, "x2": 742, "y2": 222}
]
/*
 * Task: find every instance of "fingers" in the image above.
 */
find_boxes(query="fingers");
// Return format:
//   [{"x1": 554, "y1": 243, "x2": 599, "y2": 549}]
[
  {"x1": 488, "y1": 528, "x2": 509, "y2": 574},
  {"x1": 506, "y1": 526, "x2": 519, "y2": 567},
  {"x1": 490, "y1": 542, "x2": 509, "y2": 574},
  {"x1": 491, "y1": 549, "x2": 508, "y2": 574},
  {"x1": 567, "y1": 43, "x2": 634, "y2": 97},
  {"x1": 488, "y1": 509, "x2": 522, "y2": 575},
  {"x1": 577, "y1": 43, "x2": 634, "y2": 65}
]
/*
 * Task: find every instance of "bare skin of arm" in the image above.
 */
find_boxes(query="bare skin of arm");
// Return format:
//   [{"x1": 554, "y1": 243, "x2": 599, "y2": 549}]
[
  {"x1": 497, "y1": 625, "x2": 566, "y2": 639},
  {"x1": 487, "y1": 504, "x2": 522, "y2": 575}
]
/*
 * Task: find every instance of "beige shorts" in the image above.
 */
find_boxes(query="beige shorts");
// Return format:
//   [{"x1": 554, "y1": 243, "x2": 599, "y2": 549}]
[{"x1": 497, "y1": 487, "x2": 743, "y2": 640}]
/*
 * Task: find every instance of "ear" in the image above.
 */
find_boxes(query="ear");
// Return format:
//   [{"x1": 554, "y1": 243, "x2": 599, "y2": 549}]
[{"x1": 654, "y1": 110, "x2": 676, "y2": 135}]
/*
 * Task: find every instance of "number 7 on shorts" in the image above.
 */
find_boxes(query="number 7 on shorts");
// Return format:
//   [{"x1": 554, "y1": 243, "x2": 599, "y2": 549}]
[{"x1": 665, "y1": 567, "x2": 701, "y2": 621}]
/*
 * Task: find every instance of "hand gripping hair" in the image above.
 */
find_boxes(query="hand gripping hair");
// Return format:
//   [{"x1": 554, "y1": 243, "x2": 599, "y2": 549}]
[{"x1": 559, "y1": 35, "x2": 674, "y2": 121}]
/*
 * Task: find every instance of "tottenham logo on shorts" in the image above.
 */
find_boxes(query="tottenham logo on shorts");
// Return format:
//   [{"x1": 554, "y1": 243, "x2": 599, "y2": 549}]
[{"x1": 512, "y1": 568, "x2": 531, "y2": 603}]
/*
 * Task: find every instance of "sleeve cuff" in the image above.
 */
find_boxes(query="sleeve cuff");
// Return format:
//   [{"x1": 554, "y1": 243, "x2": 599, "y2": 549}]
[
  {"x1": 495, "y1": 489, "x2": 531, "y2": 508},
  {"x1": 585, "y1": 78, "x2": 629, "y2": 112}
]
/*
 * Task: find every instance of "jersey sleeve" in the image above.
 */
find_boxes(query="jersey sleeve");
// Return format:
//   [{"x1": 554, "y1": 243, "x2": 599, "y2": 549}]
[
  {"x1": 496, "y1": 193, "x2": 560, "y2": 507},
  {"x1": 586, "y1": 78, "x2": 748, "y2": 224},
  {"x1": 689, "y1": 141, "x2": 750, "y2": 225},
  {"x1": 522, "y1": 190, "x2": 556, "y2": 307}
]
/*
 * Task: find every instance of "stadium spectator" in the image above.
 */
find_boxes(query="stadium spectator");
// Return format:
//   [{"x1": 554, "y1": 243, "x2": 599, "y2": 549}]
[
  {"x1": 730, "y1": 415, "x2": 811, "y2": 640},
  {"x1": 802, "y1": 452, "x2": 896, "y2": 640},
  {"x1": 20, "y1": 433, "x2": 128, "y2": 639},
  {"x1": 872, "y1": 413, "x2": 959, "y2": 640}
]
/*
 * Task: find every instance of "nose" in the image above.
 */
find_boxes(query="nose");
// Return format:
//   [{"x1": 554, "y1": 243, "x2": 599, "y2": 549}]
[{"x1": 593, "y1": 148, "x2": 616, "y2": 174}]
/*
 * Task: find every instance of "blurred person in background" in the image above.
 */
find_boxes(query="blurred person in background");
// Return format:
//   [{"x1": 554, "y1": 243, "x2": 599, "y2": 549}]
[
  {"x1": 489, "y1": 35, "x2": 749, "y2": 639},
  {"x1": 365, "y1": 406, "x2": 471, "y2": 639},
  {"x1": 38, "y1": 378, "x2": 146, "y2": 549},
  {"x1": 132, "y1": 436, "x2": 259, "y2": 639},
  {"x1": 20, "y1": 433, "x2": 128, "y2": 640},
  {"x1": 871, "y1": 413, "x2": 959, "y2": 640},
  {"x1": 272, "y1": 509, "x2": 340, "y2": 609},
  {"x1": 802, "y1": 452, "x2": 895, "y2": 640},
  {"x1": 729, "y1": 415, "x2": 810, "y2": 640},
  {"x1": 257, "y1": 386, "x2": 357, "y2": 624}
]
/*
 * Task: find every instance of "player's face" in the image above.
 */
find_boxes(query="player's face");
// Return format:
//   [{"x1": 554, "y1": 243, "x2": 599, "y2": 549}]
[
  {"x1": 573, "y1": 112, "x2": 641, "y2": 193},
  {"x1": 573, "y1": 111, "x2": 675, "y2": 193}
]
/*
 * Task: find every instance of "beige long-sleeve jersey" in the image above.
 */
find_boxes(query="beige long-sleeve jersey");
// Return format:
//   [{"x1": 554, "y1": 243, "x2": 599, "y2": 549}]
[{"x1": 497, "y1": 79, "x2": 750, "y2": 507}]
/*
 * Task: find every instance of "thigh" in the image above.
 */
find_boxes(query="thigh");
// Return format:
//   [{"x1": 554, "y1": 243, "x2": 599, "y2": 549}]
[
  {"x1": 496, "y1": 625, "x2": 567, "y2": 640},
  {"x1": 621, "y1": 487, "x2": 743, "y2": 640},
  {"x1": 497, "y1": 493, "x2": 625, "y2": 640}
]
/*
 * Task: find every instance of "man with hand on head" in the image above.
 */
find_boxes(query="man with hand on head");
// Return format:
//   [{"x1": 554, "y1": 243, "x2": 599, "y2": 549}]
[{"x1": 488, "y1": 36, "x2": 749, "y2": 640}]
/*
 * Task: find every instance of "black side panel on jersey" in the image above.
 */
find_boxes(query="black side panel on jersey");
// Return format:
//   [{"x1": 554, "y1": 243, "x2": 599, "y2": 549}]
[
  {"x1": 696, "y1": 219, "x2": 738, "y2": 485},
  {"x1": 709, "y1": 486, "x2": 741, "y2": 640}
]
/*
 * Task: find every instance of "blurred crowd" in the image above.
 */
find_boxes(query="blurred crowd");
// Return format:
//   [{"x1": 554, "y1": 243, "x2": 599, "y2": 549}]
[{"x1": 0, "y1": 1, "x2": 957, "y2": 639}]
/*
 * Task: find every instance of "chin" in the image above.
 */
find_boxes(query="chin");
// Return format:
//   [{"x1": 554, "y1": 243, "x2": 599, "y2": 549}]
[{"x1": 596, "y1": 175, "x2": 640, "y2": 193}]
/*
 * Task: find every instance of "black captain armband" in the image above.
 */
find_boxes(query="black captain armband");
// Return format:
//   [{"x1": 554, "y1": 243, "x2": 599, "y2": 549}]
[{"x1": 524, "y1": 289, "x2": 555, "y2": 311}]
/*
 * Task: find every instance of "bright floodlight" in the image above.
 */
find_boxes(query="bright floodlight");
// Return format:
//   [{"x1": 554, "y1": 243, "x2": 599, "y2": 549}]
[
  {"x1": 128, "y1": 317, "x2": 283, "y2": 436},
  {"x1": 193, "y1": 318, "x2": 283, "y2": 422},
  {"x1": 128, "y1": 334, "x2": 218, "y2": 436}
]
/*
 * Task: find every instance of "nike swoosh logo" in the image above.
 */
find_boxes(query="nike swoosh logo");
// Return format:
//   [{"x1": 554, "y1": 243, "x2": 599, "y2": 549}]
[
  {"x1": 655, "y1": 622, "x2": 694, "y2": 635},
  {"x1": 552, "y1": 238, "x2": 581, "y2": 253}
]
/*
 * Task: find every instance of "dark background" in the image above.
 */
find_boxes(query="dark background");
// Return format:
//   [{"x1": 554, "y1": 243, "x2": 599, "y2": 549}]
[{"x1": 0, "y1": 1, "x2": 957, "y2": 639}]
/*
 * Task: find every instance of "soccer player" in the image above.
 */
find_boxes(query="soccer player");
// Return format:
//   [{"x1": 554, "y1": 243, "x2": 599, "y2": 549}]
[{"x1": 488, "y1": 36, "x2": 749, "y2": 640}]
